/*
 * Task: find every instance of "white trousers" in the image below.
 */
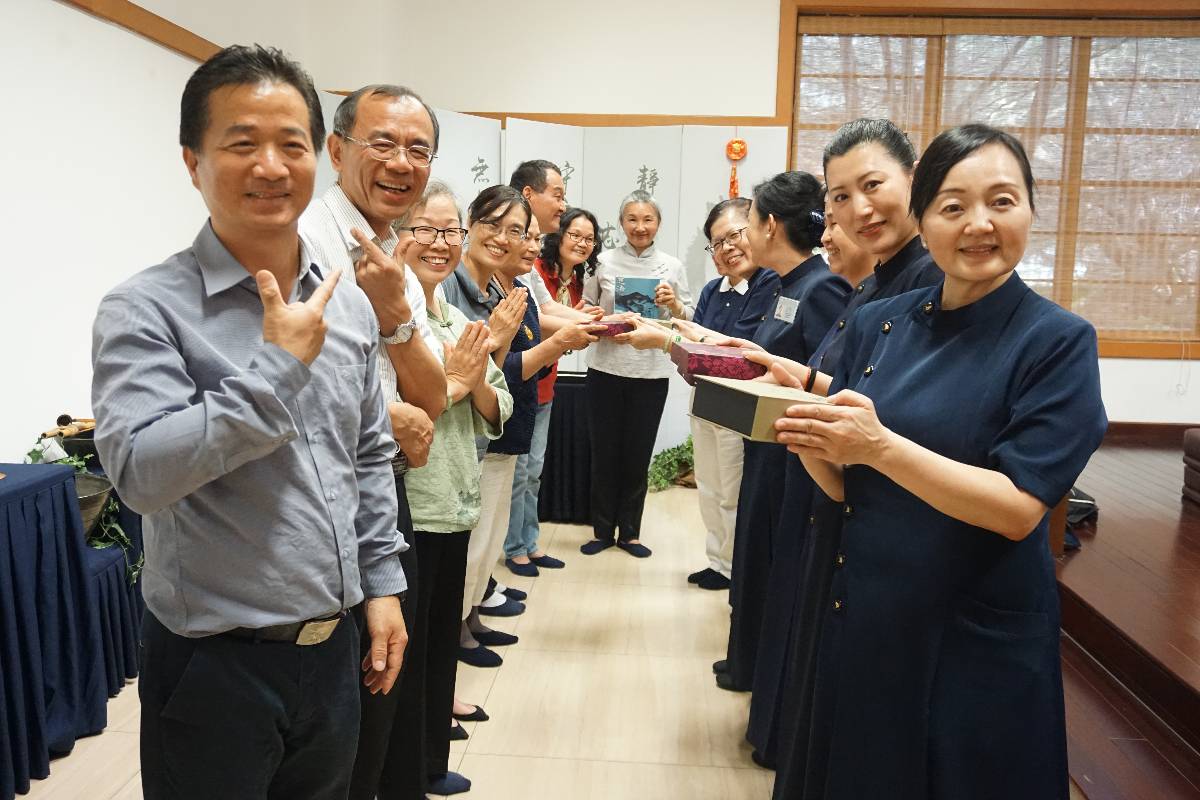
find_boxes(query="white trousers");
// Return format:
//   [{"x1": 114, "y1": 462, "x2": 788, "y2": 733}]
[
  {"x1": 462, "y1": 453, "x2": 519, "y2": 618},
  {"x1": 690, "y1": 417, "x2": 744, "y2": 578}
]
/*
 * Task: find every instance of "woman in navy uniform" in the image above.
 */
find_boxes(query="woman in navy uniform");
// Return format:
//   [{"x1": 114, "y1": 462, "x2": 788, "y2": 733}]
[
  {"x1": 773, "y1": 124, "x2": 1106, "y2": 799},
  {"x1": 746, "y1": 119, "x2": 943, "y2": 769},
  {"x1": 717, "y1": 172, "x2": 849, "y2": 694}
]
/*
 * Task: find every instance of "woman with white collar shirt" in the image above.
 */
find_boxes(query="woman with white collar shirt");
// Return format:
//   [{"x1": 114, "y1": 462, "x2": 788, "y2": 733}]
[{"x1": 580, "y1": 190, "x2": 693, "y2": 559}]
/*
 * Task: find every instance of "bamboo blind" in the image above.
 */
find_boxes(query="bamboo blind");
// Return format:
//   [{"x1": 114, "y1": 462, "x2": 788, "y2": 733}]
[{"x1": 790, "y1": 17, "x2": 1200, "y2": 352}]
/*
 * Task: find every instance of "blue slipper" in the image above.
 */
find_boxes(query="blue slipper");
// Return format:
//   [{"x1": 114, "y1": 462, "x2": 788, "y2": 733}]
[
  {"x1": 530, "y1": 553, "x2": 566, "y2": 569},
  {"x1": 427, "y1": 771, "x2": 471, "y2": 795},
  {"x1": 457, "y1": 644, "x2": 502, "y2": 668},
  {"x1": 502, "y1": 586, "x2": 528, "y2": 601},
  {"x1": 505, "y1": 557, "x2": 539, "y2": 577},
  {"x1": 478, "y1": 596, "x2": 526, "y2": 617},
  {"x1": 580, "y1": 539, "x2": 614, "y2": 555},
  {"x1": 617, "y1": 541, "x2": 653, "y2": 558},
  {"x1": 474, "y1": 629, "x2": 519, "y2": 647}
]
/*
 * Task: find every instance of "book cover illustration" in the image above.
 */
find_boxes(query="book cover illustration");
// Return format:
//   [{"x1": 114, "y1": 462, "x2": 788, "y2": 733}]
[{"x1": 614, "y1": 275, "x2": 667, "y2": 319}]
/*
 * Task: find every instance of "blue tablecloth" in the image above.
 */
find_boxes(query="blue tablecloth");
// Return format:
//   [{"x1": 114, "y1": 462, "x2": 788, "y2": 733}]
[{"x1": 0, "y1": 463, "x2": 145, "y2": 799}]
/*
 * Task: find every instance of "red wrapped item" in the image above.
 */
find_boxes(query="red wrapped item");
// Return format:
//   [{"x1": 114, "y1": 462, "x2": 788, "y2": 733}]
[
  {"x1": 594, "y1": 318, "x2": 636, "y2": 337},
  {"x1": 670, "y1": 341, "x2": 766, "y2": 384}
]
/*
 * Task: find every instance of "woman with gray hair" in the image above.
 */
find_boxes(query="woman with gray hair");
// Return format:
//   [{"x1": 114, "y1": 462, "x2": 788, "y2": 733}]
[{"x1": 579, "y1": 190, "x2": 694, "y2": 558}]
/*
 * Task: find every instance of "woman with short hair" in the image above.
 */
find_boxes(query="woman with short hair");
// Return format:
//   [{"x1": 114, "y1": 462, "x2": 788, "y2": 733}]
[{"x1": 579, "y1": 191, "x2": 694, "y2": 559}]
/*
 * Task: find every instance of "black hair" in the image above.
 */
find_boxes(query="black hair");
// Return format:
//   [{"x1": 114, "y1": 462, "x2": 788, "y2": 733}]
[
  {"x1": 822, "y1": 118, "x2": 917, "y2": 174},
  {"x1": 910, "y1": 123, "x2": 1037, "y2": 219},
  {"x1": 751, "y1": 171, "x2": 826, "y2": 251},
  {"x1": 541, "y1": 207, "x2": 603, "y2": 284},
  {"x1": 467, "y1": 185, "x2": 531, "y2": 229},
  {"x1": 333, "y1": 84, "x2": 440, "y2": 151},
  {"x1": 703, "y1": 197, "x2": 752, "y2": 241},
  {"x1": 509, "y1": 160, "x2": 562, "y2": 193},
  {"x1": 180, "y1": 44, "x2": 324, "y2": 153}
]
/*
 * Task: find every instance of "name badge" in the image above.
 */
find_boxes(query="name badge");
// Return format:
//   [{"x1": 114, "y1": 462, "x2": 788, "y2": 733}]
[{"x1": 774, "y1": 296, "x2": 799, "y2": 324}]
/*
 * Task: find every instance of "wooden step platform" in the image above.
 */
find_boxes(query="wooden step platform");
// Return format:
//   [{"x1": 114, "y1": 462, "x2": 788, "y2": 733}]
[{"x1": 1058, "y1": 432, "x2": 1200, "y2": 798}]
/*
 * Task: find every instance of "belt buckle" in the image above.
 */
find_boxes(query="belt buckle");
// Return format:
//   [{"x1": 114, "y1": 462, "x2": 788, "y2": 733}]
[{"x1": 295, "y1": 617, "x2": 340, "y2": 646}]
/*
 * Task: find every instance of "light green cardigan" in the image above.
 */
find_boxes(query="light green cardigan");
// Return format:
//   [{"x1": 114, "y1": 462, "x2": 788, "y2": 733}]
[{"x1": 405, "y1": 300, "x2": 513, "y2": 533}]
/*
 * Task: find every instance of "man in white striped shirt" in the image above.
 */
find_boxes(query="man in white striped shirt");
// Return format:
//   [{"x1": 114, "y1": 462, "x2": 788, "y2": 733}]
[{"x1": 298, "y1": 83, "x2": 454, "y2": 799}]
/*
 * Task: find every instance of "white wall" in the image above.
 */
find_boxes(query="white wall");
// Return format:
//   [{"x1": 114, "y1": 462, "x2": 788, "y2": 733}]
[
  {"x1": 0, "y1": 0, "x2": 209, "y2": 460},
  {"x1": 1099, "y1": 358, "x2": 1196, "y2": 424},
  {"x1": 135, "y1": 0, "x2": 782, "y2": 117}
]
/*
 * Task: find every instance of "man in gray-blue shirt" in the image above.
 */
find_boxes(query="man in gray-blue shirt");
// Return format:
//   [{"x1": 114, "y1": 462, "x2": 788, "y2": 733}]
[{"x1": 91, "y1": 45, "x2": 407, "y2": 800}]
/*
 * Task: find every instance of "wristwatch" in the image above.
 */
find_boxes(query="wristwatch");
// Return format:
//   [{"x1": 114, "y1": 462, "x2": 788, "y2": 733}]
[{"x1": 380, "y1": 319, "x2": 418, "y2": 345}]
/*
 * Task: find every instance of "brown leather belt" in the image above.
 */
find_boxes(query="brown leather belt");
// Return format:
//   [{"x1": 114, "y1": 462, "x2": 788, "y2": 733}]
[{"x1": 224, "y1": 611, "x2": 346, "y2": 646}]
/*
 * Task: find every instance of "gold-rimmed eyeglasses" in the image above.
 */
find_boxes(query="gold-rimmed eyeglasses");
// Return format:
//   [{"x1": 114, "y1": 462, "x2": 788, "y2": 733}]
[{"x1": 339, "y1": 134, "x2": 436, "y2": 167}]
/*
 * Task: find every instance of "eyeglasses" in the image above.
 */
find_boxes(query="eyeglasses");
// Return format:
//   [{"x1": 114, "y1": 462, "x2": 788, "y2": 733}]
[
  {"x1": 398, "y1": 226, "x2": 467, "y2": 246},
  {"x1": 705, "y1": 227, "x2": 747, "y2": 253},
  {"x1": 339, "y1": 134, "x2": 435, "y2": 167},
  {"x1": 478, "y1": 220, "x2": 528, "y2": 242},
  {"x1": 564, "y1": 230, "x2": 596, "y2": 247}
]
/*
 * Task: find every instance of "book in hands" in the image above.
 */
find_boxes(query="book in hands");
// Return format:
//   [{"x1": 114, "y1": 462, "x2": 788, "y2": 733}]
[
  {"x1": 614, "y1": 276, "x2": 668, "y2": 319},
  {"x1": 690, "y1": 375, "x2": 828, "y2": 442},
  {"x1": 670, "y1": 341, "x2": 767, "y2": 385}
]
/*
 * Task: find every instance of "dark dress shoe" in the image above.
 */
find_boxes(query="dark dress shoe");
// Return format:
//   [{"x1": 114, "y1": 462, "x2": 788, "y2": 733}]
[
  {"x1": 453, "y1": 704, "x2": 489, "y2": 722},
  {"x1": 505, "y1": 557, "x2": 540, "y2": 577},
  {"x1": 580, "y1": 539, "x2": 615, "y2": 555},
  {"x1": 712, "y1": 659, "x2": 729, "y2": 674},
  {"x1": 697, "y1": 571, "x2": 731, "y2": 590},
  {"x1": 427, "y1": 772, "x2": 471, "y2": 795},
  {"x1": 457, "y1": 644, "x2": 503, "y2": 668},
  {"x1": 502, "y1": 586, "x2": 528, "y2": 601},
  {"x1": 617, "y1": 541, "x2": 652, "y2": 558},
  {"x1": 474, "y1": 629, "x2": 519, "y2": 647},
  {"x1": 449, "y1": 721, "x2": 469, "y2": 741},
  {"x1": 688, "y1": 567, "x2": 715, "y2": 584},
  {"x1": 530, "y1": 553, "x2": 565, "y2": 569},
  {"x1": 478, "y1": 596, "x2": 526, "y2": 617},
  {"x1": 716, "y1": 671, "x2": 748, "y2": 692}
]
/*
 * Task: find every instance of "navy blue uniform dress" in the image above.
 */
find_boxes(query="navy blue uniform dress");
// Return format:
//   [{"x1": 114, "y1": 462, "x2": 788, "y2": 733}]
[
  {"x1": 798, "y1": 273, "x2": 1106, "y2": 800},
  {"x1": 759, "y1": 238, "x2": 942, "y2": 770},
  {"x1": 724, "y1": 255, "x2": 849, "y2": 690},
  {"x1": 692, "y1": 267, "x2": 781, "y2": 338}
]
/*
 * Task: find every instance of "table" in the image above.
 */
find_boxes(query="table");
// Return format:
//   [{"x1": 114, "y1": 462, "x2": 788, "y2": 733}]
[
  {"x1": 538, "y1": 374, "x2": 593, "y2": 524},
  {"x1": 0, "y1": 464, "x2": 108, "y2": 800}
]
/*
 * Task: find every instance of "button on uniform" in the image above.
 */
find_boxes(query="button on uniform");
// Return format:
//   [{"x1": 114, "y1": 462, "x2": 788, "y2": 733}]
[
  {"x1": 836, "y1": 319, "x2": 846, "y2": 330},
  {"x1": 833, "y1": 599, "x2": 845, "y2": 612},
  {"x1": 922, "y1": 301, "x2": 934, "y2": 315},
  {"x1": 835, "y1": 552, "x2": 846, "y2": 567},
  {"x1": 881, "y1": 321, "x2": 892, "y2": 334},
  {"x1": 843, "y1": 504, "x2": 854, "y2": 518},
  {"x1": 864, "y1": 365, "x2": 875, "y2": 377}
]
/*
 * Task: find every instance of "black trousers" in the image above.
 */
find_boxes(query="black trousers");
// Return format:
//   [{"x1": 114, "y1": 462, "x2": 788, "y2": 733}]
[
  {"x1": 585, "y1": 368, "x2": 669, "y2": 542},
  {"x1": 350, "y1": 473, "x2": 420, "y2": 800},
  {"x1": 139, "y1": 610, "x2": 360, "y2": 800}
]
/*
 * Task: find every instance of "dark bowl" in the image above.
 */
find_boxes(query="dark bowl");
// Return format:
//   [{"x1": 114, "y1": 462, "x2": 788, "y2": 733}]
[{"x1": 74, "y1": 472, "x2": 113, "y2": 536}]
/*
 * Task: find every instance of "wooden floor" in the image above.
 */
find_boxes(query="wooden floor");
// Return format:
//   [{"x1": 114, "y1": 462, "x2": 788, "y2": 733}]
[
  {"x1": 1059, "y1": 441, "x2": 1200, "y2": 799},
  {"x1": 22, "y1": 487, "x2": 1093, "y2": 800}
]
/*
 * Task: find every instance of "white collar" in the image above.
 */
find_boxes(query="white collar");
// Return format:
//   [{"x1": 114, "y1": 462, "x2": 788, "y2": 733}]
[{"x1": 718, "y1": 275, "x2": 749, "y2": 295}]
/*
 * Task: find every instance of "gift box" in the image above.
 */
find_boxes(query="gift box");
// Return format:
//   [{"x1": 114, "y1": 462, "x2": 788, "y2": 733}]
[
  {"x1": 594, "y1": 318, "x2": 636, "y2": 337},
  {"x1": 690, "y1": 375, "x2": 828, "y2": 442},
  {"x1": 670, "y1": 341, "x2": 766, "y2": 384}
]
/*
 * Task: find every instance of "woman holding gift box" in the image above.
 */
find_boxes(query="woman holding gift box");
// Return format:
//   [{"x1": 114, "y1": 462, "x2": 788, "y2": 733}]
[
  {"x1": 579, "y1": 191, "x2": 694, "y2": 559},
  {"x1": 773, "y1": 125, "x2": 1105, "y2": 799}
]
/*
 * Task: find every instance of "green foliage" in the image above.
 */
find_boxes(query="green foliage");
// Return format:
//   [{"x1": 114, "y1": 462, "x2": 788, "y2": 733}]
[
  {"x1": 647, "y1": 435, "x2": 695, "y2": 493},
  {"x1": 29, "y1": 438, "x2": 143, "y2": 584}
]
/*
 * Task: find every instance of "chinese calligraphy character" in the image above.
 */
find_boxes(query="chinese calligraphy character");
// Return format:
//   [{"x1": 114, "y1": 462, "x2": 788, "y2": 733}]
[
  {"x1": 471, "y1": 156, "x2": 489, "y2": 184},
  {"x1": 561, "y1": 160, "x2": 576, "y2": 190},
  {"x1": 600, "y1": 223, "x2": 619, "y2": 250},
  {"x1": 636, "y1": 165, "x2": 659, "y2": 195}
]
